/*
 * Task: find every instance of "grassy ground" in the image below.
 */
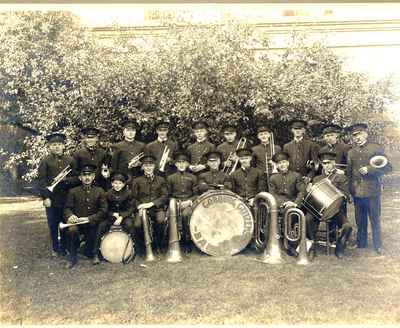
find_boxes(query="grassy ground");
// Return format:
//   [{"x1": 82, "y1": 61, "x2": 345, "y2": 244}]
[{"x1": 1, "y1": 185, "x2": 400, "y2": 324}]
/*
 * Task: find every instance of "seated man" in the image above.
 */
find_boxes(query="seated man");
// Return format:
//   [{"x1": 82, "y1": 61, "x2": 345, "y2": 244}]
[
  {"x1": 305, "y1": 151, "x2": 353, "y2": 259},
  {"x1": 64, "y1": 164, "x2": 107, "y2": 268},
  {"x1": 197, "y1": 150, "x2": 233, "y2": 194},
  {"x1": 92, "y1": 172, "x2": 136, "y2": 264},
  {"x1": 167, "y1": 151, "x2": 198, "y2": 253},
  {"x1": 131, "y1": 154, "x2": 169, "y2": 255}
]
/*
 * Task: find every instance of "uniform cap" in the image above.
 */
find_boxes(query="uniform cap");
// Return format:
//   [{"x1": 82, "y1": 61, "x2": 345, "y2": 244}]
[
  {"x1": 123, "y1": 120, "x2": 139, "y2": 130},
  {"x1": 222, "y1": 124, "x2": 237, "y2": 133},
  {"x1": 173, "y1": 151, "x2": 190, "y2": 162},
  {"x1": 290, "y1": 119, "x2": 307, "y2": 129},
  {"x1": 322, "y1": 124, "x2": 342, "y2": 135},
  {"x1": 348, "y1": 123, "x2": 368, "y2": 135},
  {"x1": 80, "y1": 164, "x2": 97, "y2": 174},
  {"x1": 205, "y1": 150, "x2": 222, "y2": 161},
  {"x1": 236, "y1": 147, "x2": 253, "y2": 157},
  {"x1": 111, "y1": 172, "x2": 128, "y2": 183},
  {"x1": 319, "y1": 151, "x2": 337, "y2": 161},
  {"x1": 272, "y1": 152, "x2": 289, "y2": 163},
  {"x1": 257, "y1": 124, "x2": 271, "y2": 133},
  {"x1": 192, "y1": 121, "x2": 209, "y2": 130},
  {"x1": 45, "y1": 132, "x2": 66, "y2": 144},
  {"x1": 141, "y1": 154, "x2": 156, "y2": 164},
  {"x1": 81, "y1": 127, "x2": 100, "y2": 137},
  {"x1": 155, "y1": 121, "x2": 170, "y2": 130}
]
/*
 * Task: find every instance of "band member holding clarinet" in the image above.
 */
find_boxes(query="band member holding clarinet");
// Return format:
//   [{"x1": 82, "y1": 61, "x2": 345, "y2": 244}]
[
  {"x1": 319, "y1": 124, "x2": 351, "y2": 168},
  {"x1": 38, "y1": 132, "x2": 78, "y2": 257},
  {"x1": 197, "y1": 151, "x2": 233, "y2": 194},
  {"x1": 111, "y1": 119, "x2": 145, "y2": 184},
  {"x1": 92, "y1": 172, "x2": 136, "y2": 265},
  {"x1": 305, "y1": 151, "x2": 353, "y2": 259},
  {"x1": 131, "y1": 154, "x2": 169, "y2": 256},
  {"x1": 145, "y1": 120, "x2": 178, "y2": 176},
  {"x1": 347, "y1": 123, "x2": 392, "y2": 255},
  {"x1": 64, "y1": 164, "x2": 107, "y2": 268},
  {"x1": 73, "y1": 127, "x2": 111, "y2": 191}
]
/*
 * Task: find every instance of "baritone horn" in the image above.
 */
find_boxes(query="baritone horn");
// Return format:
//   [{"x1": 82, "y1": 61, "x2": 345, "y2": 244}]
[
  {"x1": 370, "y1": 155, "x2": 388, "y2": 169},
  {"x1": 227, "y1": 137, "x2": 247, "y2": 175},
  {"x1": 47, "y1": 165, "x2": 72, "y2": 192},
  {"x1": 166, "y1": 198, "x2": 183, "y2": 263},
  {"x1": 159, "y1": 146, "x2": 171, "y2": 173},
  {"x1": 284, "y1": 207, "x2": 309, "y2": 265}
]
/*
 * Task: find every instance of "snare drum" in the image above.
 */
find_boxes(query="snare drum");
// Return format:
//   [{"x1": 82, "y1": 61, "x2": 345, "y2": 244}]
[
  {"x1": 100, "y1": 225, "x2": 135, "y2": 264},
  {"x1": 302, "y1": 178, "x2": 345, "y2": 220},
  {"x1": 189, "y1": 190, "x2": 254, "y2": 256}
]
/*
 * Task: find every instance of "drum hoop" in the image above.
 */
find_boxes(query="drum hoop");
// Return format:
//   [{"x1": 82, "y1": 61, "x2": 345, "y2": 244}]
[{"x1": 100, "y1": 229, "x2": 134, "y2": 263}]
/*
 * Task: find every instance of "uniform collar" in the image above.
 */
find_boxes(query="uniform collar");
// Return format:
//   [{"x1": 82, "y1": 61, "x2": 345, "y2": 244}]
[
  {"x1": 158, "y1": 137, "x2": 168, "y2": 143},
  {"x1": 294, "y1": 137, "x2": 303, "y2": 143}
]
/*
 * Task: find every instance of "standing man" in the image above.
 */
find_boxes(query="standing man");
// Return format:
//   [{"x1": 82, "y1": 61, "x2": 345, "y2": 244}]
[
  {"x1": 73, "y1": 127, "x2": 111, "y2": 190},
  {"x1": 347, "y1": 123, "x2": 392, "y2": 255},
  {"x1": 283, "y1": 119, "x2": 320, "y2": 182},
  {"x1": 319, "y1": 124, "x2": 351, "y2": 168},
  {"x1": 187, "y1": 121, "x2": 215, "y2": 175},
  {"x1": 38, "y1": 132, "x2": 78, "y2": 257},
  {"x1": 112, "y1": 119, "x2": 145, "y2": 184},
  {"x1": 145, "y1": 120, "x2": 178, "y2": 176}
]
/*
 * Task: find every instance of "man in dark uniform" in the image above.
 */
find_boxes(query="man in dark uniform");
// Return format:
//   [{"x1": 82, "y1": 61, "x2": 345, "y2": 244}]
[
  {"x1": 92, "y1": 172, "x2": 136, "y2": 264},
  {"x1": 187, "y1": 121, "x2": 215, "y2": 175},
  {"x1": 305, "y1": 151, "x2": 353, "y2": 259},
  {"x1": 111, "y1": 120, "x2": 145, "y2": 183},
  {"x1": 252, "y1": 124, "x2": 281, "y2": 177},
  {"x1": 145, "y1": 120, "x2": 178, "y2": 176},
  {"x1": 197, "y1": 150, "x2": 233, "y2": 194},
  {"x1": 217, "y1": 124, "x2": 247, "y2": 175},
  {"x1": 38, "y1": 132, "x2": 78, "y2": 257},
  {"x1": 167, "y1": 151, "x2": 198, "y2": 253},
  {"x1": 231, "y1": 148, "x2": 266, "y2": 207},
  {"x1": 131, "y1": 154, "x2": 169, "y2": 255},
  {"x1": 64, "y1": 164, "x2": 107, "y2": 268},
  {"x1": 283, "y1": 119, "x2": 320, "y2": 181},
  {"x1": 347, "y1": 123, "x2": 392, "y2": 255},
  {"x1": 319, "y1": 124, "x2": 351, "y2": 168},
  {"x1": 73, "y1": 127, "x2": 111, "y2": 190}
]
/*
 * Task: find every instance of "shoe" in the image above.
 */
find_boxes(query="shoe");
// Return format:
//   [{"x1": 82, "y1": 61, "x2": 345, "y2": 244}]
[
  {"x1": 92, "y1": 256, "x2": 100, "y2": 265},
  {"x1": 67, "y1": 257, "x2": 78, "y2": 269},
  {"x1": 375, "y1": 248, "x2": 383, "y2": 255},
  {"x1": 335, "y1": 250, "x2": 344, "y2": 259},
  {"x1": 57, "y1": 249, "x2": 68, "y2": 257},
  {"x1": 51, "y1": 250, "x2": 58, "y2": 258},
  {"x1": 287, "y1": 247, "x2": 298, "y2": 257}
]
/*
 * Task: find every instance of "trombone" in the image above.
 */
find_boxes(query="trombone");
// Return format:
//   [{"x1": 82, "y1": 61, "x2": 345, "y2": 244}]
[
  {"x1": 128, "y1": 152, "x2": 145, "y2": 168},
  {"x1": 47, "y1": 165, "x2": 72, "y2": 192},
  {"x1": 159, "y1": 146, "x2": 171, "y2": 173},
  {"x1": 223, "y1": 137, "x2": 247, "y2": 175}
]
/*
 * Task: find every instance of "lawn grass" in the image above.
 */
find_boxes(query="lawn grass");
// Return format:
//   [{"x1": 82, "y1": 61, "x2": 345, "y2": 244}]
[{"x1": 1, "y1": 186, "x2": 400, "y2": 324}]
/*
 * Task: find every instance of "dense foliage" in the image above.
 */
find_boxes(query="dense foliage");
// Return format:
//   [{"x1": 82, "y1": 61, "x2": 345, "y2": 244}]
[{"x1": 0, "y1": 11, "x2": 396, "y2": 182}]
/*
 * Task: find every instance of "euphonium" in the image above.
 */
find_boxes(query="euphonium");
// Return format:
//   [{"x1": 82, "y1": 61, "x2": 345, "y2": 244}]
[
  {"x1": 165, "y1": 198, "x2": 183, "y2": 263},
  {"x1": 284, "y1": 207, "x2": 309, "y2": 265},
  {"x1": 142, "y1": 209, "x2": 156, "y2": 262},
  {"x1": 228, "y1": 137, "x2": 247, "y2": 175},
  {"x1": 370, "y1": 155, "x2": 388, "y2": 169}
]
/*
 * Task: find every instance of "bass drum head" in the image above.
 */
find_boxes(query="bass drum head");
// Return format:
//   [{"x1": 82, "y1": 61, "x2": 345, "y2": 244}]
[
  {"x1": 100, "y1": 230, "x2": 135, "y2": 263},
  {"x1": 189, "y1": 191, "x2": 254, "y2": 256},
  {"x1": 321, "y1": 196, "x2": 344, "y2": 220}
]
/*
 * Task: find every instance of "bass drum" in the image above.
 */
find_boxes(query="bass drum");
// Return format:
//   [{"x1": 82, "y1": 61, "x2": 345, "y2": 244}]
[
  {"x1": 189, "y1": 190, "x2": 254, "y2": 256},
  {"x1": 302, "y1": 178, "x2": 345, "y2": 221},
  {"x1": 100, "y1": 225, "x2": 135, "y2": 264}
]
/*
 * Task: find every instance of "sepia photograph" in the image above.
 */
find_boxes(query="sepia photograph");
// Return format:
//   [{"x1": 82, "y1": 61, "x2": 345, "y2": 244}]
[{"x1": 0, "y1": 2, "x2": 400, "y2": 325}]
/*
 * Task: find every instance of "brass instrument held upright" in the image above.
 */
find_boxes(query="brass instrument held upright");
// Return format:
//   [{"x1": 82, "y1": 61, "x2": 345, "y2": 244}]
[
  {"x1": 47, "y1": 165, "x2": 72, "y2": 192},
  {"x1": 284, "y1": 207, "x2": 309, "y2": 265},
  {"x1": 265, "y1": 133, "x2": 278, "y2": 175},
  {"x1": 142, "y1": 209, "x2": 156, "y2": 262},
  {"x1": 159, "y1": 146, "x2": 171, "y2": 173},
  {"x1": 226, "y1": 137, "x2": 247, "y2": 175},
  {"x1": 370, "y1": 155, "x2": 388, "y2": 169},
  {"x1": 166, "y1": 198, "x2": 183, "y2": 263}
]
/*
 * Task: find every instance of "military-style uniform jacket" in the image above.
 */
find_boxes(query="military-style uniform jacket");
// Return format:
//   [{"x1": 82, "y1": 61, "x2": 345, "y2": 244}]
[
  {"x1": 283, "y1": 138, "x2": 320, "y2": 177},
  {"x1": 231, "y1": 167, "x2": 266, "y2": 200},
  {"x1": 269, "y1": 170, "x2": 305, "y2": 206},
  {"x1": 38, "y1": 154, "x2": 79, "y2": 207},
  {"x1": 347, "y1": 142, "x2": 392, "y2": 198},
  {"x1": 186, "y1": 140, "x2": 215, "y2": 166},
  {"x1": 313, "y1": 169, "x2": 350, "y2": 199},
  {"x1": 131, "y1": 175, "x2": 169, "y2": 208},
  {"x1": 111, "y1": 140, "x2": 145, "y2": 178},
  {"x1": 167, "y1": 171, "x2": 198, "y2": 200},
  {"x1": 64, "y1": 185, "x2": 107, "y2": 224},
  {"x1": 319, "y1": 142, "x2": 351, "y2": 166},
  {"x1": 197, "y1": 170, "x2": 233, "y2": 194},
  {"x1": 145, "y1": 139, "x2": 178, "y2": 173},
  {"x1": 252, "y1": 143, "x2": 282, "y2": 173},
  {"x1": 106, "y1": 188, "x2": 136, "y2": 221}
]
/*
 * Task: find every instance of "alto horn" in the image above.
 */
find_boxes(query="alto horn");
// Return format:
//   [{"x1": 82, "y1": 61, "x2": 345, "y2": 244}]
[
  {"x1": 370, "y1": 155, "x2": 388, "y2": 169},
  {"x1": 166, "y1": 198, "x2": 183, "y2": 263},
  {"x1": 142, "y1": 209, "x2": 156, "y2": 262},
  {"x1": 284, "y1": 207, "x2": 309, "y2": 265}
]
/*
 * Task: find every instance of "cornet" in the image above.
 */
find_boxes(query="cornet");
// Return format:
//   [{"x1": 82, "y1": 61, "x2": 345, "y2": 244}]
[
  {"x1": 159, "y1": 146, "x2": 170, "y2": 172},
  {"x1": 59, "y1": 217, "x2": 90, "y2": 229},
  {"x1": 128, "y1": 152, "x2": 145, "y2": 168},
  {"x1": 47, "y1": 165, "x2": 72, "y2": 192}
]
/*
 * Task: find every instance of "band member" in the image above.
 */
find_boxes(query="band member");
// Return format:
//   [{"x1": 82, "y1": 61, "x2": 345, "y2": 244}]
[
  {"x1": 145, "y1": 120, "x2": 178, "y2": 176},
  {"x1": 319, "y1": 124, "x2": 351, "y2": 167},
  {"x1": 305, "y1": 151, "x2": 353, "y2": 259},
  {"x1": 283, "y1": 119, "x2": 320, "y2": 181},
  {"x1": 252, "y1": 124, "x2": 281, "y2": 176},
  {"x1": 217, "y1": 124, "x2": 246, "y2": 174},
  {"x1": 111, "y1": 119, "x2": 145, "y2": 183},
  {"x1": 92, "y1": 172, "x2": 136, "y2": 264},
  {"x1": 347, "y1": 123, "x2": 392, "y2": 255},
  {"x1": 38, "y1": 132, "x2": 78, "y2": 257},
  {"x1": 187, "y1": 121, "x2": 215, "y2": 175},
  {"x1": 131, "y1": 154, "x2": 169, "y2": 255},
  {"x1": 231, "y1": 148, "x2": 266, "y2": 206},
  {"x1": 167, "y1": 151, "x2": 198, "y2": 253},
  {"x1": 73, "y1": 127, "x2": 111, "y2": 190},
  {"x1": 64, "y1": 164, "x2": 107, "y2": 268},
  {"x1": 197, "y1": 151, "x2": 233, "y2": 194}
]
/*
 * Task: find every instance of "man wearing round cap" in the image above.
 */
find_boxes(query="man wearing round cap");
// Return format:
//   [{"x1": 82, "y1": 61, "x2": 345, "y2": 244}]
[
  {"x1": 73, "y1": 127, "x2": 111, "y2": 191},
  {"x1": 197, "y1": 151, "x2": 233, "y2": 194},
  {"x1": 305, "y1": 151, "x2": 353, "y2": 259},
  {"x1": 64, "y1": 164, "x2": 108, "y2": 268},
  {"x1": 38, "y1": 132, "x2": 79, "y2": 257},
  {"x1": 111, "y1": 119, "x2": 145, "y2": 184},
  {"x1": 131, "y1": 154, "x2": 169, "y2": 255},
  {"x1": 319, "y1": 124, "x2": 351, "y2": 168},
  {"x1": 187, "y1": 121, "x2": 215, "y2": 175},
  {"x1": 145, "y1": 120, "x2": 178, "y2": 176},
  {"x1": 347, "y1": 123, "x2": 392, "y2": 255},
  {"x1": 283, "y1": 119, "x2": 320, "y2": 181}
]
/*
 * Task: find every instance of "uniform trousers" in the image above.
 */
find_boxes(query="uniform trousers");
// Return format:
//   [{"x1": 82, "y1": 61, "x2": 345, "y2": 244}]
[
  {"x1": 45, "y1": 206, "x2": 66, "y2": 253},
  {"x1": 66, "y1": 223, "x2": 97, "y2": 260}
]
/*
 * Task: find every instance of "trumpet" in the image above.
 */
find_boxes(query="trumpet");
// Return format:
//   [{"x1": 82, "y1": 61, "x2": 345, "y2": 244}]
[
  {"x1": 223, "y1": 137, "x2": 247, "y2": 175},
  {"x1": 47, "y1": 165, "x2": 72, "y2": 192},
  {"x1": 159, "y1": 146, "x2": 170, "y2": 173},
  {"x1": 128, "y1": 152, "x2": 144, "y2": 168}
]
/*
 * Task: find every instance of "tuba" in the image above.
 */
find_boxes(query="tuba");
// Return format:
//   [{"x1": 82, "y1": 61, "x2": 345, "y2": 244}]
[
  {"x1": 141, "y1": 209, "x2": 156, "y2": 262},
  {"x1": 370, "y1": 155, "x2": 388, "y2": 169},
  {"x1": 165, "y1": 198, "x2": 183, "y2": 263}
]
